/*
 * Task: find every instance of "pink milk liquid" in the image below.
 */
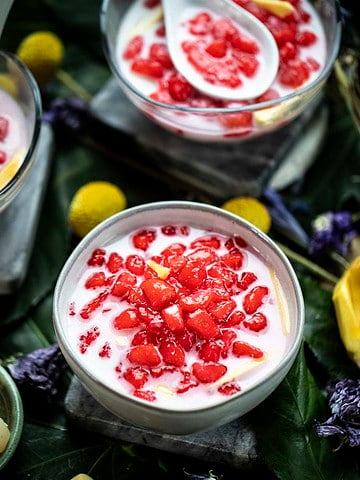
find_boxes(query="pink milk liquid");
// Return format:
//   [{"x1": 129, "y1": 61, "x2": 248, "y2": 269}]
[
  {"x1": 65, "y1": 224, "x2": 290, "y2": 410},
  {"x1": 0, "y1": 88, "x2": 28, "y2": 175}
]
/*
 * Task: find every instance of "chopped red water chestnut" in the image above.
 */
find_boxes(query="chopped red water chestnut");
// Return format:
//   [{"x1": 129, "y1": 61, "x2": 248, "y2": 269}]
[
  {"x1": 161, "y1": 242, "x2": 186, "y2": 257},
  {"x1": 125, "y1": 254, "x2": 145, "y2": 275},
  {"x1": 188, "y1": 11, "x2": 213, "y2": 35},
  {"x1": 238, "y1": 271, "x2": 257, "y2": 290},
  {"x1": 134, "y1": 389, "x2": 157, "y2": 402},
  {"x1": 212, "y1": 17, "x2": 238, "y2": 41},
  {"x1": 161, "y1": 225, "x2": 176, "y2": 236},
  {"x1": 113, "y1": 308, "x2": 140, "y2": 330},
  {"x1": 79, "y1": 326, "x2": 100, "y2": 353},
  {"x1": 162, "y1": 304, "x2": 185, "y2": 333},
  {"x1": 141, "y1": 278, "x2": 176, "y2": 310},
  {"x1": 106, "y1": 252, "x2": 124, "y2": 273},
  {"x1": 123, "y1": 35, "x2": 144, "y2": 59},
  {"x1": 220, "y1": 249, "x2": 244, "y2": 270},
  {"x1": 111, "y1": 271, "x2": 136, "y2": 297},
  {"x1": 177, "y1": 261, "x2": 207, "y2": 290},
  {"x1": 149, "y1": 42, "x2": 173, "y2": 69},
  {"x1": 0, "y1": 117, "x2": 9, "y2": 141},
  {"x1": 222, "y1": 310, "x2": 245, "y2": 327},
  {"x1": 132, "y1": 229, "x2": 156, "y2": 250},
  {"x1": 127, "y1": 344, "x2": 161, "y2": 367},
  {"x1": 187, "y1": 309, "x2": 220, "y2": 339},
  {"x1": 163, "y1": 254, "x2": 187, "y2": 272},
  {"x1": 219, "y1": 329, "x2": 237, "y2": 357},
  {"x1": 279, "y1": 58, "x2": 310, "y2": 87},
  {"x1": 190, "y1": 235, "x2": 221, "y2": 250},
  {"x1": 176, "y1": 329, "x2": 196, "y2": 351},
  {"x1": 296, "y1": 30, "x2": 317, "y2": 46},
  {"x1": 179, "y1": 290, "x2": 215, "y2": 312},
  {"x1": 123, "y1": 366, "x2": 149, "y2": 389},
  {"x1": 218, "y1": 382, "x2": 241, "y2": 396},
  {"x1": 0, "y1": 151, "x2": 6, "y2": 164},
  {"x1": 243, "y1": 312, "x2": 268, "y2": 332},
  {"x1": 198, "y1": 340, "x2": 221, "y2": 362},
  {"x1": 231, "y1": 33, "x2": 259, "y2": 54},
  {"x1": 85, "y1": 271, "x2": 106, "y2": 289},
  {"x1": 219, "y1": 111, "x2": 253, "y2": 129},
  {"x1": 232, "y1": 340, "x2": 264, "y2": 358},
  {"x1": 159, "y1": 340, "x2": 185, "y2": 366},
  {"x1": 87, "y1": 248, "x2": 106, "y2": 266},
  {"x1": 80, "y1": 291, "x2": 108, "y2": 319},
  {"x1": 205, "y1": 39, "x2": 227, "y2": 58},
  {"x1": 127, "y1": 286, "x2": 149, "y2": 307},
  {"x1": 208, "y1": 299, "x2": 236, "y2": 321},
  {"x1": 233, "y1": 52, "x2": 259, "y2": 76},
  {"x1": 131, "y1": 58, "x2": 164, "y2": 78},
  {"x1": 207, "y1": 262, "x2": 237, "y2": 289},
  {"x1": 168, "y1": 73, "x2": 194, "y2": 102},
  {"x1": 187, "y1": 247, "x2": 218, "y2": 265},
  {"x1": 98, "y1": 342, "x2": 111, "y2": 358},
  {"x1": 192, "y1": 362, "x2": 227, "y2": 383},
  {"x1": 243, "y1": 285, "x2": 269, "y2": 314}
]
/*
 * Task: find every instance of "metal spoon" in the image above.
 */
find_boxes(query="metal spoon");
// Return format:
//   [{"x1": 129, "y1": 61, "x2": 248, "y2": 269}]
[{"x1": 162, "y1": 0, "x2": 279, "y2": 101}]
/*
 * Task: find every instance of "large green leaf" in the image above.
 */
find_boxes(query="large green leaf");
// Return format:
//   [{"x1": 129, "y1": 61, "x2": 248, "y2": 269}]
[{"x1": 250, "y1": 347, "x2": 360, "y2": 480}]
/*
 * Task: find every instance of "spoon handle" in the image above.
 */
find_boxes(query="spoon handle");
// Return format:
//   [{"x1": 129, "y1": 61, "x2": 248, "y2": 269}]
[{"x1": 0, "y1": 0, "x2": 15, "y2": 41}]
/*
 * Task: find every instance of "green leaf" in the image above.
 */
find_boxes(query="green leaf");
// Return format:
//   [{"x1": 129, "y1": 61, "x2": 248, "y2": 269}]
[
  {"x1": 250, "y1": 346, "x2": 360, "y2": 480},
  {"x1": 300, "y1": 275, "x2": 360, "y2": 380}
]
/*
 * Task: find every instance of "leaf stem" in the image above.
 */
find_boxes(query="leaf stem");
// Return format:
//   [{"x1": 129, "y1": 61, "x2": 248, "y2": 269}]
[
  {"x1": 276, "y1": 241, "x2": 340, "y2": 286},
  {"x1": 56, "y1": 69, "x2": 92, "y2": 103}
]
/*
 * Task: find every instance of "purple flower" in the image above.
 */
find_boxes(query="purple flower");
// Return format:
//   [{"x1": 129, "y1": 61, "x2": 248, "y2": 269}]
[
  {"x1": 43, "y1": 96, "x2": 92, "y2": 133},
  {"x1": 7, "y1": 343, "x2": 68, "y2": 406},
  {"x1": 314, "y1": 379, "x2": 360, "y2": 447},
  {"x1": 308, "y1": 211, "x2": 357, "y2": 257}
]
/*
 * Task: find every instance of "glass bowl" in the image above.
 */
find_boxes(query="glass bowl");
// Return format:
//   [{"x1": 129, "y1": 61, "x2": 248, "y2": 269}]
[
  {"x1": 53, "y1": 200, "x2": 304, "y2": 435},
  {"x1": 0, "y1": 365, "x2": 24, "y2": 471},
  {"x1": 0, "y1": 50, "x2": 42, "y2": 212},
  {"x1": 100, "y1": 0, "x2": 341, "y2": 142}
]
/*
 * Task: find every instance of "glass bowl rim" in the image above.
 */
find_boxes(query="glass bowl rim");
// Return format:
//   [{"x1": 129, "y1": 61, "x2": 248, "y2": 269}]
[
  {"x1": 0, "y1": 49, "x2": 42, "y2": 201},
  {"x1": 100, "y1": 0, "x2": 342, "y2": 114}
]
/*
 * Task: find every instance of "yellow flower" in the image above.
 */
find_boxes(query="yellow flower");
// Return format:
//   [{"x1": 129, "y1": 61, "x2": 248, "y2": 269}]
[
  {"x1": 332, "y1": 256, "x2": 360, "y2": 367},
  {"x1": 68, "y1": 181, "x2": 127, "y2": 238},
  {"x1": 16, "y1": 31, "x2": 64, "y2": 86},
  {"x1": 221, "y1": 196, "x2": 272, "y2": 234},
  {"x1": 70, "y1": 475, "x2": 94, "y2": 480}
]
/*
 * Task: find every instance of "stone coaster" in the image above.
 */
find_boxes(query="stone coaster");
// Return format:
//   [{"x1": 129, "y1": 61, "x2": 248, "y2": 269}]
[
  {"x1": 0, "y1": 122, "x2": 54, "y2": 294},
  {"x1": 65, "y1": 375, "x2": 261, "y2": 471},
  {"x1": 91, "y1": 78, "x2": 327, "y2": 201}
]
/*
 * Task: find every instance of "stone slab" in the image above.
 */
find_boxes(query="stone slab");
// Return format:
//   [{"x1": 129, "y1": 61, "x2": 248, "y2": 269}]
[
  {"x1": 91, "y1": 78, "x2": 327, "y2": 201},
  {"x1": 65, "y1": 375, "x2": 261, "y2": 471},
  {"x1": 0, "y1": 122, "x2": 54, "y2": 294}
]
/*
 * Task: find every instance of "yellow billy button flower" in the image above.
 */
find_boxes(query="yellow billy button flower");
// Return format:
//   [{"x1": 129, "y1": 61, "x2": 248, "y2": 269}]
[
  {"x1": 68, "y1": 181, "x2": 127, "y2": 238},
  {"x1": 70, "y1": 475, "x2": 94, "y2": 480},
  {"x1": 16, "y1": 31, "x2": 64, "y2": 86},
  {"x1": 221, "y1": 196, "x2": 272, "y2": 234},
  {"x1": 333, "y1": 256, "x2": 360, "y2": 368}
]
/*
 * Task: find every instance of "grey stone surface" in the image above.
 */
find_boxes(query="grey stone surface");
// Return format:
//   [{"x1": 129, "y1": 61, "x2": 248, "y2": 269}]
[
  {"x1": 0, "y1": 122, "x2": 54, "y2": 294},
  {"x1": 91, "y1": 78, "x2": 327, "y2": 201},
  {"x1": 65, "y1": 375, "x2": 260, "y2": 470}
]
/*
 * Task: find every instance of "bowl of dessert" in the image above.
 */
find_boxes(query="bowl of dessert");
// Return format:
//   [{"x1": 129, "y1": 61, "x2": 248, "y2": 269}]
[
  {"x1": 53, "y1": 200, "x2": 304, "y2": 434},
  {"x1": 100, "y1": 0, "x2": 341, "y2": 142},
  {"x1": 0, "y1": 49, "x2": 42, "y2": 212}
]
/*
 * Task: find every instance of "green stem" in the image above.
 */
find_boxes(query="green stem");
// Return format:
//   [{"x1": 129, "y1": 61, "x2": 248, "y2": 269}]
[
  {"x1": 276, "y1": 241, "x2": 340, "y2": 286},
  {"x1": 56, "y1": 69, "x2": 92, "y2": 102}
]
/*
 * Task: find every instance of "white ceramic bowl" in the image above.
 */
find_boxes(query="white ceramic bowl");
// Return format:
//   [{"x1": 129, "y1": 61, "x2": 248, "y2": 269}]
[
  {"x1": 100, "y1": 0, "x2": 341, "y2": 142},
  {"x1": 0, "y1": 50, "x2": 42, "y2": 212},
  {"x1": 53, "y1": 201, "x2": 304, "y2": 434}
]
